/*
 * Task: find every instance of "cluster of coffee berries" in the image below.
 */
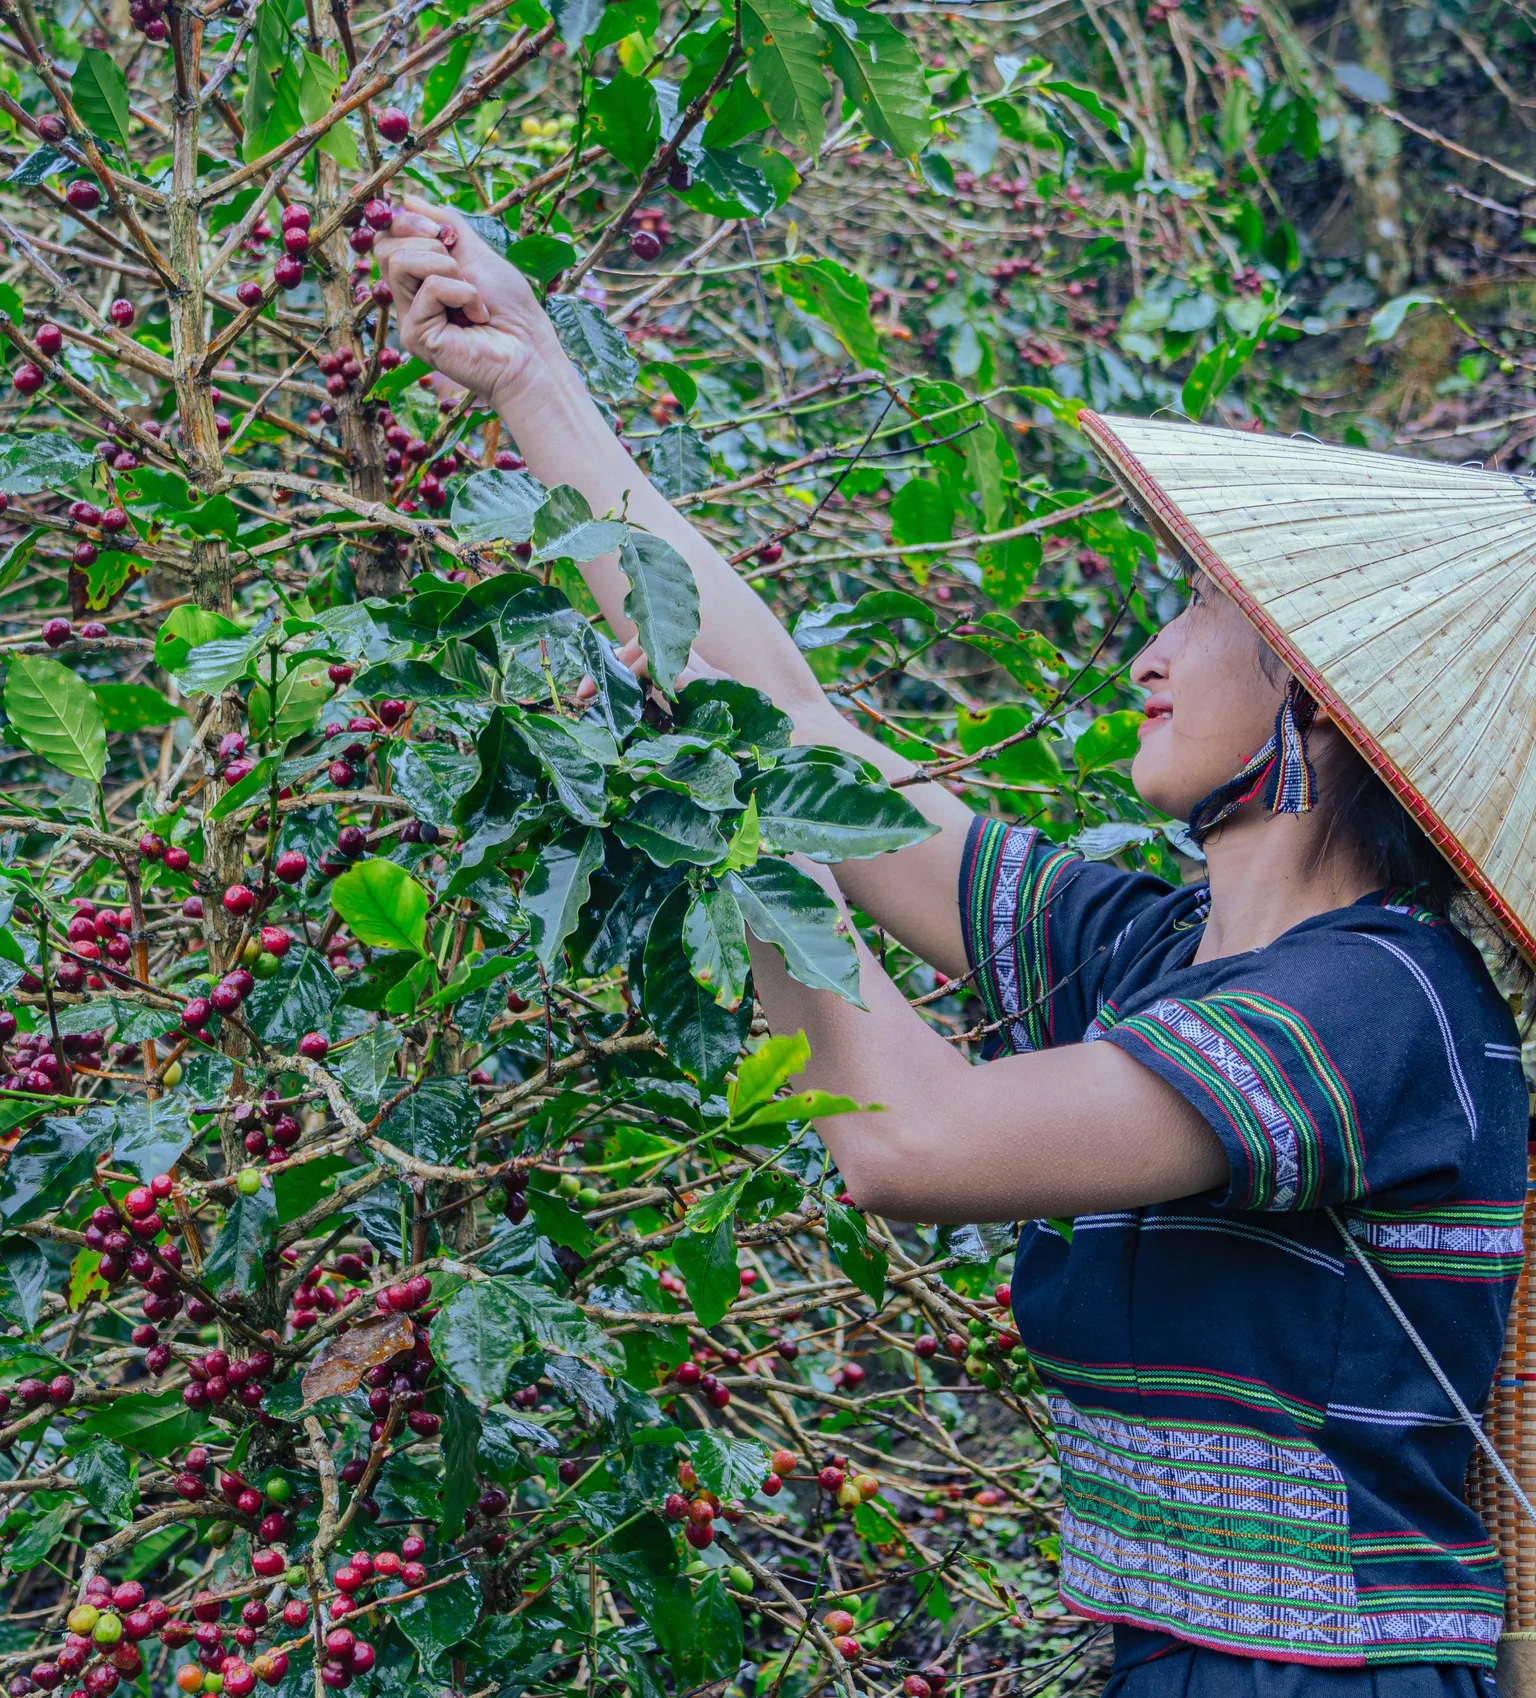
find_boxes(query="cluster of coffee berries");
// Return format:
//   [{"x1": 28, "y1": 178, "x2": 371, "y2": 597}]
[
  {"x1": 126, "y1": 0, "x2": 167, "y2": 43},
  {"x1": 1, "y1": 1024, "x2": 105, "y2": 1092},
  {"x1": 42, "y1": 614, "x2": 114, "y2": 647},
  {"x1": 815, "y1": 1456, "x2": 882, "y2": 1512},
  {"x1": 23, "y1": 1577, "x2": 179, "y2": 1695},
  {"x1": 180, "y1": 1347, "x2": 276, "y2": 1414},
  {"x1": 661, "y1": 1457, "x2": 743, "y2": 1548}
]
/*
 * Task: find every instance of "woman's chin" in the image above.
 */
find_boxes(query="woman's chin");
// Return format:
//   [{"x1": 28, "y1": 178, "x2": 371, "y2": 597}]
[{"x1": 1129, "y1": 751, "x2": 1200, "y2": 823}]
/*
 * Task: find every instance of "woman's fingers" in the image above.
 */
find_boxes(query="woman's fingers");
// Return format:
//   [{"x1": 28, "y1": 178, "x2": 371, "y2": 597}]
[{"x1": 399, "y1": 276, "x2": 489, "y2": 351}]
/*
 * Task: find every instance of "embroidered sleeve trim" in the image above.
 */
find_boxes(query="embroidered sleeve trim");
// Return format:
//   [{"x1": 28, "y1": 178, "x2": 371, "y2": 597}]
[{"x1": 1104, "y1": 993, "x2": 1361, "y2": 1211}]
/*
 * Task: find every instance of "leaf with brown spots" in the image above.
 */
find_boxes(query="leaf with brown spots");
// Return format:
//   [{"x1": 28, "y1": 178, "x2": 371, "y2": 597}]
[{"x1": 302, "y1": 1311, "x2": 414, "y2": 1405}]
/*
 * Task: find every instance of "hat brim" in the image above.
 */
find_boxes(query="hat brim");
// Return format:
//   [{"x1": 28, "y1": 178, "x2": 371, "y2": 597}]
[{"x1": 1080, "y1": 408, "x2": 1536, "y2": 965}]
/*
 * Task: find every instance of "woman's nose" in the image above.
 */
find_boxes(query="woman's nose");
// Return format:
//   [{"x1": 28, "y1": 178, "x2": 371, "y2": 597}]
[{"x1": 1131, "y1": 635, "x2": 1168, "y2": 690}]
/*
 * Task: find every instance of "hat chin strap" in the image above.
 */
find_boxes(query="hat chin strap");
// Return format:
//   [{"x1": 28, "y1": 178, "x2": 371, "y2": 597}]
[{"x1": 1185, "y1": 678, "x2": 1319, "y2": 846}]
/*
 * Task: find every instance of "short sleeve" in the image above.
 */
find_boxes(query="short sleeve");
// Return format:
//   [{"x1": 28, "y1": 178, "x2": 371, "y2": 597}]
[
  {"x1": 1097, "y1": 918, "x2": 1512, "y2": 1212},
  {"x1": 959, "y1": 816, "x2": 1173, "y2": 1053}
]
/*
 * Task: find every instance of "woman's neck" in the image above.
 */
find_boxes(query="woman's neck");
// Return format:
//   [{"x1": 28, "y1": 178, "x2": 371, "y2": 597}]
[{"x1": 1194, "y1": 807, "x2": 1377, "y2": 963}]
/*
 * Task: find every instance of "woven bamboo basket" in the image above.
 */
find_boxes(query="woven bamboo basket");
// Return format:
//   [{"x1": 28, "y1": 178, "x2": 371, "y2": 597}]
[{"x1": 1468, "y1": 1138, "x2": 1536, "y2": 1694}]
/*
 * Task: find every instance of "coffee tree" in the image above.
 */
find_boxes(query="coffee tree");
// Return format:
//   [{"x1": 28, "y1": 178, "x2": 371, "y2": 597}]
[{"x1": 0, "y1": 0, "x2": 1525, "y2": 1690}]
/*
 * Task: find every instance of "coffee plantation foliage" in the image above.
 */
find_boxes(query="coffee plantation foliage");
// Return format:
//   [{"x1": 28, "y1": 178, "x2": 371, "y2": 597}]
[{"x1": 0, "y1": 0, "x2": 1528, "y2": 1689}]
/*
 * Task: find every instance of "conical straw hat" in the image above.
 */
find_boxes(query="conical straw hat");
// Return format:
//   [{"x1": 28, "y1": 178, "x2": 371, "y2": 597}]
[{"x1": 1080, "y1": 409, "x2": 1536, "y2": 964}]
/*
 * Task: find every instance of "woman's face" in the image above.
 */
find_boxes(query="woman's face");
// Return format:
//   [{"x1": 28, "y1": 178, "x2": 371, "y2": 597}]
[{"x1": 1129, "y1": 570, "x2": 1287, "y2": 821}]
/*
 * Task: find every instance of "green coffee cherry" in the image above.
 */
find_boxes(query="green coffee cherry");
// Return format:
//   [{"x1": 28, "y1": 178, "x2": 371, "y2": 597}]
[
  {"x1": 964, "y1": 1355, "x2": 989, "y2": 1378},
  {"x1": 981, "y1": 1367, "x2": 1002, "y2": 1391},
  {"x1": 576, "y1": 1186, "x2": 601, "y2": 1208},
  {"x1": 557, "y1": 1173, "x2": 582, "y2": 1198},
  {"x1": 1009, "y1": 1346, "x2": 1031, "y2": 1366},
  {"x1": 252, "y1": 950, "x2": 281, "y2": 980},
  {"x1": 728, "y1": 1565, "x2": 754, "y2": 1592},
  {"x1": 236, "y1": 1168, "x2": 261, "y2": 1195},
  {"x1": 241, "y1": 938, "x2": 260, "y2": 967},
  {"x1": 162, "y1": 1059, "x2": 183, "y2": 1087},
  {"x1": 93, "y1": 1612, "x2": 123, "y2": 1646},
  {"x1": 285, "y1": 1566, "x2": 305, "y2": 1587},
  {"x1": 207, "y1": 1520, "x2": 234, "y2": 1547},
  {"x1": 1011, "y1": 1373, "x2": 1032, "y2": 1396},
  {"x1": 264, "y1": 1472, "x2": 291, "y2": 1503}
]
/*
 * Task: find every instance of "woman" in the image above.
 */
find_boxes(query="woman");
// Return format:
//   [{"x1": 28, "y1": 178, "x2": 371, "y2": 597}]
[{"x1": 376, "y1": 201, "x2": 1528, "y2": 1695}]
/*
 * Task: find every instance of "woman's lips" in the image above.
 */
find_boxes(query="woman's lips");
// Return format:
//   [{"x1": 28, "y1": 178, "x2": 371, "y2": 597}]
[{"x1": 1138, "y1": 698, "x2": 1172, "y2": 734}]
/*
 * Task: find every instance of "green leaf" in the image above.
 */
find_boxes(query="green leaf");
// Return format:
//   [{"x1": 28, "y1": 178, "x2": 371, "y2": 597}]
[
  {"x1": 815, "y1": 2, "x2": 929, "y2": 160},
  {"x1": 673, "y1": 1218, "x2": 739, "y2": 1326},
  {"x1": 9, "y1": 1503, "x2": 74, "y2": 1571},
  {"x1": 616, "y1": 531, "x2": 700, "y2": 694},
  {"x1": 511, "y1": 711, "x2": 609, "y2": 824},
  {"x1": 647, "y1": 423, "x2": 712, "y2": 499},
  {"x1": 682, "y1": 884, "x2": 750, "y2": 1009},
  {"x1": 331, "y1": 1021, "x2": 402, "y2": 1108},
  {"x1": 0, "y1": 431, "x2": 98, "y2": 495},
  {"x1": 727, "y1": 858, "x2": 861, "y2": 1002},
  {"x1": 71, "y1": 48, "x2": 132, "y2": 151},
  {"x1": 1040, "y1": 79, "x2": 1125, "y2": 137},
  {"x1": 0, "y1": 1106, "x2": 113, "y2": 1224},
  {"x1": 546, "y1": 297, "x2": 638, "y2": 399},
  {"x1": 888, "y1": 477, "x2": 953, "y2": 547},
  {"x1": 823, "y1": 1198, "x2": 886, "y2": 1304},
  {"x1": 1365, "y1": 292, "x2": 1439, "y2": 347},
  {"x1": 247, "y1": 656, "x2": 332, "y2": 744},
  {"x1": 6, "y1": 146, "x2": 70, "y2": 187},
  {"x1": 749, "y1": 753, "x2": 937, "y2": 860},
  {"x1": 202, "y1": 1185, "x2": 276, "y2": 1296},
  {"x1": 690, "y1": 1430, "x2": 769, "y2": 1499},
  {"x1": 376, "y1": 1079, "x2": 479, "y2": 1162},
  {"x1": 524, "y1": 1186, "x2": 595, "y2": 1252},
  {"x1": 351, "y1": 659, "x2": 468, "y2": 706},
  {"x1": 112, "y1": 1097, "x2": 193, "y2": 1184},
  {"x1": 777, "y1": 257, "x2": 884, "y2": 372},
  {"x1": 5, "y1": 656, "x2": 106, "y2": 782},
  {"x1": 390, "y1": 743, "x2": 481, "y2": 829},
  {"x1": 532, "y1": 483, "x2": 630, "y2": 563},
  {"x1": 422, "y1": 36, "x2": 472, "y2": 124},
  {"x1": 1072, "y1": 709, "x2": 1142, "y2": 775},
  {"x1": 154, "y1": 605, "x2": 242, "y2": 673},
  {"x1": 550, "y1": 0, "x2": 604, "y2": 47},
  {"x1": 243, "y1": 945, "x2": 341, "y2": 1048},
  {"x1": 396, "y1": 1573, "x2": 482, "y2": 1669},
  {"x1": 504, "y1": 234, "x2": 577, "y2": 286},
  {"x1": 741, "y1": 0, "x2": 829, "y2": 149},
  {"x1": 0, "y1": 1235, "x2": 47, "y2": 1331},
  {"x1": 174, "y1": 632, "x2": 264, "y2": 696},
  {"x1": 330, "y1": 860, "x2": 430, "y2": 954},
  {"x1": 615, "y1": 789, "x2": 727, "y2": 866},
  {"x1": 439, "y1": 1384, "x2": 482, "y2": 1539},
  {"x1": 74, "y1": 1386, "x2": 207, "y2": 1458},
  {"x1": 642, "y1": 885, "x2": 751, "y2": 1085},
  {"x1": 431, "y1": 1280, "x2": 524, "y2": 1404},
  {"x1": 590, "y1": 70, "x2": 660, "y2": 177},
  {"x1": 92, "y1": 683, "x2": 182, "y2": 734},
  {"x1": 730, "y1": 1030, "x2": 810, "y2": 1119},
  {"x1": 524, "y1": 828, "x2": 603, "y2": 971},
  {"x1": 684, "y1": 1171, "x2": 750, "y2": 1233},
  {"x1": 74, "y1": 1436, "x2": 139, "y2": 1525}
]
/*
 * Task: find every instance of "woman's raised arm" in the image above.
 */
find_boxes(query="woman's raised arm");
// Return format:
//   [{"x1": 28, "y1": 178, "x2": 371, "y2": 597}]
[{"x1": 376, "y1": 199, "x2": 976, "y2": 976}]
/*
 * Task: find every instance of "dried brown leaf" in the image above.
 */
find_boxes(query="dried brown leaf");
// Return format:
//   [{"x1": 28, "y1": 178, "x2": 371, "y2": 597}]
[{"x1": 301, "y1": 1311, "x2": 414, "y2": 1405}]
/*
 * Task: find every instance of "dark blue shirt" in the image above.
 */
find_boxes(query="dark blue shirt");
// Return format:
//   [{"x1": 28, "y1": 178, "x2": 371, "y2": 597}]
[{"x1": 959, "y1": 817, "x2": 1529, "y2": 1668}]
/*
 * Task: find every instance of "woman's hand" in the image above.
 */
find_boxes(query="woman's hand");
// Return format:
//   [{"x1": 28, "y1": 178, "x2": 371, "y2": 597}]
[{"x1": 372, "y1": 196, "x2": 571, "y2": 412}]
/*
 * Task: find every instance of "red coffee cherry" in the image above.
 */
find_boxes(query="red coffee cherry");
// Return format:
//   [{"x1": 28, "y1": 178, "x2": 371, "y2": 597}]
[
  {"x1": 108, "y1": 298, "x2": 135, "y2": 327},
  {"x1": 275, "y1": 850, "x2": 308, "y2": 884},
  {"x1": 222, "y1": 884, "x2": 255, "y2": 916},
  {"x1": 376, "y1": 107, "x2": 409, "y2": 142},
  {"x1": 65, "y1": 179, "x2": 101, "y2": 211},
  {"x1": 297, "y1": 1032, "x2": 329, "y2": 1059},
  {"x1": 236, "y1": 280, "x2": 264, "y2": 307},
  {"x1": 42, "y1": 617, "x2": 73, "y2": 646},
  {"x1": 630, "y1": 228, "x2": 662, "y2": 262},
  {"x1": 13, "y1": 362, "x2": 44, "y2": 395},
  {"x1": 35, "y1": 322, "x2": 62, "y2": 355}
]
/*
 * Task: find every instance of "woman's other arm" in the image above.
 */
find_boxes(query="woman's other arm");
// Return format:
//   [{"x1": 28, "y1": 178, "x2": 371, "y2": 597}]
[
  {"x1": 374, "y1": 201, "x2": 975, "y2": 977},
  {"x1": 747, "y1": 867, "x2": 1227, "y2": 1222}
]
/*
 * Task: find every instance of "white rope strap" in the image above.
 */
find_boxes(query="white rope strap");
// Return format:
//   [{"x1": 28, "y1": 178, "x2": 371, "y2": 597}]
[{"x1": 1325, "y1": 1206, "x2": 1536, "y2": 1530}]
